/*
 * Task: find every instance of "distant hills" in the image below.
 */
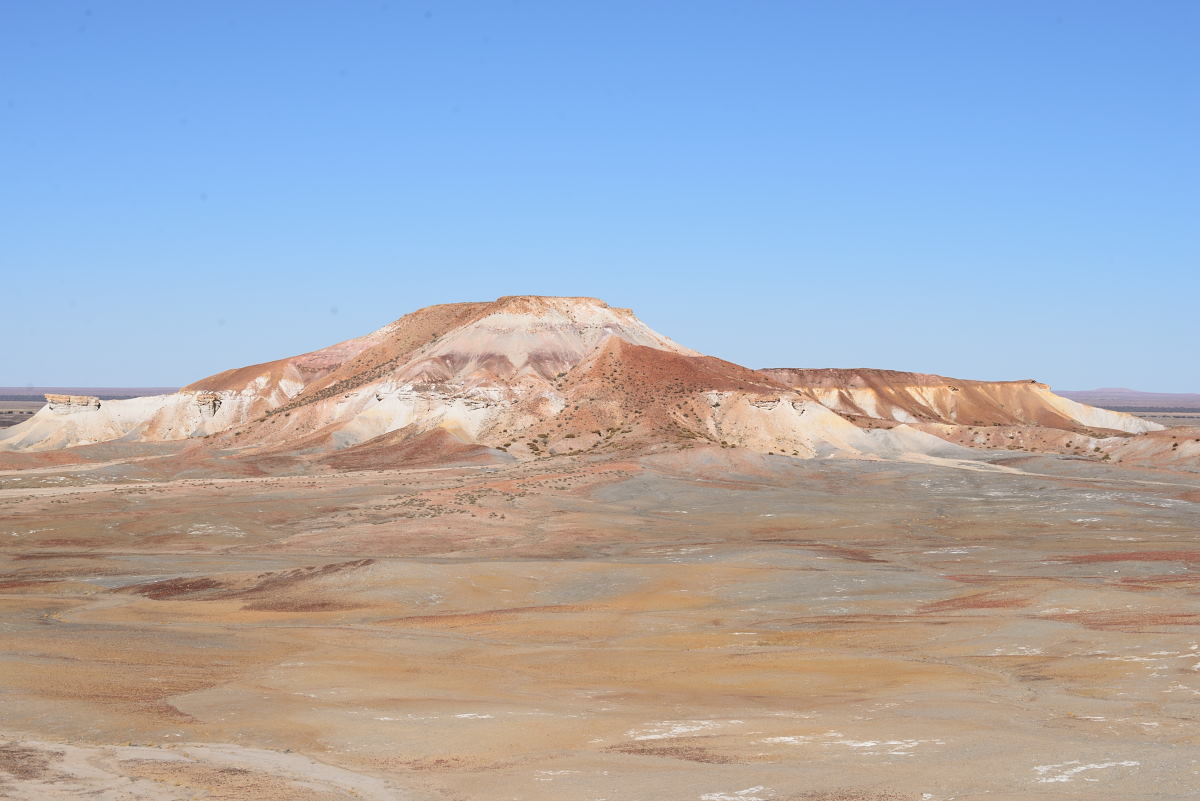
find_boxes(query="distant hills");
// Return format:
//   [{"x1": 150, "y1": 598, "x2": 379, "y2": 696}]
[
  {"x1": 0, "y1": 387, "x2": 180, "y2": 402},
  {"x1": 1058, "y1": 388, "x2": 1200, "y2": 412}
]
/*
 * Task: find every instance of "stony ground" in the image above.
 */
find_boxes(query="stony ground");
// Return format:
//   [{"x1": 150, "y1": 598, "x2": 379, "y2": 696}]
[{"x1": 1, "y1": 445, "x2": 1197, "y2": 800}]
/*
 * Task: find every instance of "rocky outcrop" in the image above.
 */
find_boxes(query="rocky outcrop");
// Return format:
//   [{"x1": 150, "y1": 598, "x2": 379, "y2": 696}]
[
  {"x1": 44, "y1": 394, "x2": 101, "y2": 413},
  {"x1": 194, "y1": 392, "x2": 222, "y2": 417}
]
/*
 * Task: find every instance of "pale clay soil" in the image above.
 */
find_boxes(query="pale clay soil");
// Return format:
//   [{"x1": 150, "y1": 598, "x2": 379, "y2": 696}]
[{"x1": 1, "y1": 446, "x2": 1198, "y2": 800}]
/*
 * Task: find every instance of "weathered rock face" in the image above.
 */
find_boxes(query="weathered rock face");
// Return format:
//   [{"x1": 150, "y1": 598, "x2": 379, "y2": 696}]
[
  {"x1": 760, "y1": 368, "x2": 1161, "y2": 435},
  {"x1": 44, "y1": 394, "x2": 101, "y2": 414},
  {"x1": 194, "y1": 392, "x2": 222, "y2": 417}
]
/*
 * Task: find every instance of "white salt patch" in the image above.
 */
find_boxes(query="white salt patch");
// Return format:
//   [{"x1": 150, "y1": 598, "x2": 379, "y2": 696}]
[
  {"x1": 829, "y1": 737, "x2": 944, "y2": 755},
  {"x1": 1033, "y1": 760, "x2": 1139, "y2": 783},
  {"x1": 534, "y1": 769, "x2": 580, "y2": 781},
  {"x1": 628, "y1": 720, "x2": 742, "y2": 740},
  {"x1": 701, "y1": 787, "x2": 767, "y2": 801},
  {"x1": 760, "y1": 732, "x2": 943, "y2": 756}
]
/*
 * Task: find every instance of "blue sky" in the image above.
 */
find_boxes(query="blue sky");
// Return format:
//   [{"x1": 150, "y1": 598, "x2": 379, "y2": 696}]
[{"x1": 2, "y1": 1, "x2": 1196, "y2": 391}]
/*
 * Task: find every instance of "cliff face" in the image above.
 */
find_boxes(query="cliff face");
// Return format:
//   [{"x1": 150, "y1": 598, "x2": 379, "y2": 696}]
[
  {"x1": 194, "y1": 392, "x2": 222, "y2": 417},
  {"x1": 44, "y1": 394, "x2": 101, "y2": 413}
]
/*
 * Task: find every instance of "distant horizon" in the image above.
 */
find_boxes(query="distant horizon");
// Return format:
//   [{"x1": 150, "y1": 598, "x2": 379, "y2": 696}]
[
  {"x1": 1, "y1": 293, "x2": 1197, "y2": 394},
  {"x1": 4, "y1": 2, "x2": 1196, "y2": 391},
  {"x1": 1, "y1": 385, "x2": 1194, "y2": 394},
  {"x1": 2, "y1": 374, "x2": 1198, "y2": 400}
]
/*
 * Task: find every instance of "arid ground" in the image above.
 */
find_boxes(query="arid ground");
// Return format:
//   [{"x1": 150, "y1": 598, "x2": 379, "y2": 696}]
[
  {"x1": 0, "y1": 403, "x2": 41, "y2": 430},
  {"x1": 2, "y1": 444, "x2": 1198, "y2": 800},
  {"x1": 1113, "y1": 411, "x2": 1200, "y2": 428}
]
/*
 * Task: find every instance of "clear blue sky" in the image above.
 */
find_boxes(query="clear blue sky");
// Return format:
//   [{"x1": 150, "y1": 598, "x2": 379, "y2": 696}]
[{"x1": 3, "y1": 1, "x2": 1196, "y2": 391}]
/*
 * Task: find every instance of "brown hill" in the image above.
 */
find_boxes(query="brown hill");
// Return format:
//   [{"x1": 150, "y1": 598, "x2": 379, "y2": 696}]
[
  {"x1": 761, "y1": 368, "x2": 1158, "y2": 435},
  {"x1": 0, "y1": 296, "x2": 1174, "y2": 469}
]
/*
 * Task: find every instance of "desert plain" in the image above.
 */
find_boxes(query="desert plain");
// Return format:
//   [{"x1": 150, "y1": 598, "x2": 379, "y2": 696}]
[
  {"x1": 1, "y1": 297, "x2": 1197, "y2": 800},
  {"x1": 2, "y1": 442, "x2": 1199, "y2": 801}
]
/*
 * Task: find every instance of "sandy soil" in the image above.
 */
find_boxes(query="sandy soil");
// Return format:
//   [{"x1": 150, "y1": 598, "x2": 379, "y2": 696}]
[{"x1": 1, "y1": 446, "x2": 1198, "y2": 800}]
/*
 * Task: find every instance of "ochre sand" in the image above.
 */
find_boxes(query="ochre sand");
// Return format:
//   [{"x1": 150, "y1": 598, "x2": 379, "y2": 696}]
[{"x1": 1, "y1": 448, "x2": 1198, "y2": 799}]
